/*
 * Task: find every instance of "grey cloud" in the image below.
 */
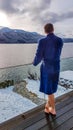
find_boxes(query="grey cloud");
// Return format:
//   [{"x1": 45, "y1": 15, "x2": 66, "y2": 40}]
[
  {"x1": 20, "y1": 0, "x2": 73, "y2": 25},
  {"x1": 19, "y1": 0, "x2": 52, "y2": 24},
  {"x1": 0, "y1": 0, "x2": 24, "y2": 14},
  {"x1": 0, "y1": 0, "x2": 73, "y2": 26},
  {"x1": 49, "y1": 11, "x2": 73, "y2": 23},
  {"x1": 33, "y1": 11, "x2": 73, "y2": 25},
  {"x1": 0, "y1": 0, "x2": 51, "y2": 15}
]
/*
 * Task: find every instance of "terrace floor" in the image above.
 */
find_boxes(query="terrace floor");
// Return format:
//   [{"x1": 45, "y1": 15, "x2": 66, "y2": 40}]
[{"x1": 0, "y1": 91, "x2": 73, "y2": 130}]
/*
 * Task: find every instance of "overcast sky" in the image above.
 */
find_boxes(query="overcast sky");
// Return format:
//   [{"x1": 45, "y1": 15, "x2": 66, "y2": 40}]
[{"x1": 0, "y1": 0, "x2": 73, "y2": 34}]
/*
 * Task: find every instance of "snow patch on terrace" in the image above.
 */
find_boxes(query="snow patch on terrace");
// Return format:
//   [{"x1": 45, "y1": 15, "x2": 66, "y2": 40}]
[
  {"x1": 60, "y1": 70, "x2": 73, "y2": 81},
  {"x1": 0, "y1": 70, "x2": 73, "y2": 124},
  {"x1": 26, "y1": 80, "x2": 72, "y2": 100},
  {"x1": 0, "y1": 86, "x2": 37, "y2": 124}
]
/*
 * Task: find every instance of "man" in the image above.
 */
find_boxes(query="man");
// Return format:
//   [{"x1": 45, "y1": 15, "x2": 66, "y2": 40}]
[{"x1": 33, "y1": 23, "x2": 63, "y2": 116}]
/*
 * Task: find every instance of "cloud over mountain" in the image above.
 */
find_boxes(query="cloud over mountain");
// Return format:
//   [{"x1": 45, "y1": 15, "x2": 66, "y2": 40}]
[{"x1": 0, "y1": 0, "x2": 73, "y2": 33}]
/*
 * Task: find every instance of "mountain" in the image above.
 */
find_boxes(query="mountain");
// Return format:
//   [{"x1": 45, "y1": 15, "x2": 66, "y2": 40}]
[
  {"x1": 0, "y1": 27, "x2": 43, "y2": 43},
  {"x1": 0, "y1": 27, "x2": 73, "y2": 43},
  {"x1": 57, "y1": 32, "x2": 73, "y2": 43},
  {"x1": 63, "y1": 38, "x2": 73, "y2": 43}
]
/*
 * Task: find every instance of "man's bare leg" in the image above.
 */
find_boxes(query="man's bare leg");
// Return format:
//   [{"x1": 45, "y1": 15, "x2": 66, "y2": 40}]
[{"x1": 48, "y1": 94, "x2": 56, "y2": 115}]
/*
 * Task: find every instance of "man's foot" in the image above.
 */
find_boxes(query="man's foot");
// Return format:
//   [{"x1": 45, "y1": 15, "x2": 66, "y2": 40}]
[
  {"x1": 44, "y1": 103, "x2": 49, "y2": 114},
  {"x1": 49, "y1": 107, "x2": 56, "y2": 116}
]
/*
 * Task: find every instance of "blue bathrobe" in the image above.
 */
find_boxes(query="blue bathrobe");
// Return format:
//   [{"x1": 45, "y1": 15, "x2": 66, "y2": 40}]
[{"x1": 33, "y1": 33, "x2": 63, "y2": 95}]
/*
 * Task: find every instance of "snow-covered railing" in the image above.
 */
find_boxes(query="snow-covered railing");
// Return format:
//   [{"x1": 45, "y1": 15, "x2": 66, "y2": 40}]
[{"x1": 0, "y1": 43, "x2": 73, "y2": 69}]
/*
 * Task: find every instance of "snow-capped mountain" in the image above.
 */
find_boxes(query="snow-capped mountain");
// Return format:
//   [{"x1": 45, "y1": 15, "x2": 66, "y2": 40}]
[
  {"x1": 57, "y1": 32, "x2": 73, "y2": 38},
  {"x1": 56, "y1": 32, "x2": 73, "y2": 43},
  {"x1": 0, "y1": 27, "x2": 73, "y2": 43},
  {"x1": 0, "y1": 27, "x2": 43, "y2": 43}
]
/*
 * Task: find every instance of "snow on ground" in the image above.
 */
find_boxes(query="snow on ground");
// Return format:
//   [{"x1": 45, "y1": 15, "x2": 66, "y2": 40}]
[
  {"x1": 0, "y1": 70, "x2": 73, "y2": 124},
  {"x1": 60, "y1": 70, "x2": 73, "y2": 81},
  {"x1": 26, "y1": 80, "x2": 72, "y2": 100},
  {"x1": 26, "y1": 71, "x2": 73, "y2": 100},
  {"x1": 0, "y1": 86, "x2": 37, "y2": 124}
]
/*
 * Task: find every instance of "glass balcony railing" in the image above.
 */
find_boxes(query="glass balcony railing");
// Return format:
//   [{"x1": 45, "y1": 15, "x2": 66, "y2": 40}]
[{"x1": 0, "y1": 43, "x2": 73, "y2": 124}]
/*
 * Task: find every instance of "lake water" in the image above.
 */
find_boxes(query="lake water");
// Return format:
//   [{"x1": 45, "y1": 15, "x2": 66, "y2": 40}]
[{"x1": 0, "y1": 43, "x2": 73, "y2": 83}]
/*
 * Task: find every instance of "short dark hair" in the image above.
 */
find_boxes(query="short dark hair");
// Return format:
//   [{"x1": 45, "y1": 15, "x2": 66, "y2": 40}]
[{"x1": 44, "y1": 23, "x2": 54, "y2": 33}]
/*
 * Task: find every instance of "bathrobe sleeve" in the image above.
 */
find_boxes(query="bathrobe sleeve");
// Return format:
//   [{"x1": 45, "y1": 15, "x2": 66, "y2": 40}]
[
  {"x1": 33, "y1": 39, "x2": 44, "y2": 66},
  {"x1": 58, "y1": 38, "x2": 63, "y2": 56}
]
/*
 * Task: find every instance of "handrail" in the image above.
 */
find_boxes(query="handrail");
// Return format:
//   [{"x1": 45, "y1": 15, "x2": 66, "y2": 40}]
[
  {"x1": 0, "y1": 63, "x2": 32, "y2": 69},
  {"x1": 0, "y1": 57, "x2": 73, "y2": 70}
]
